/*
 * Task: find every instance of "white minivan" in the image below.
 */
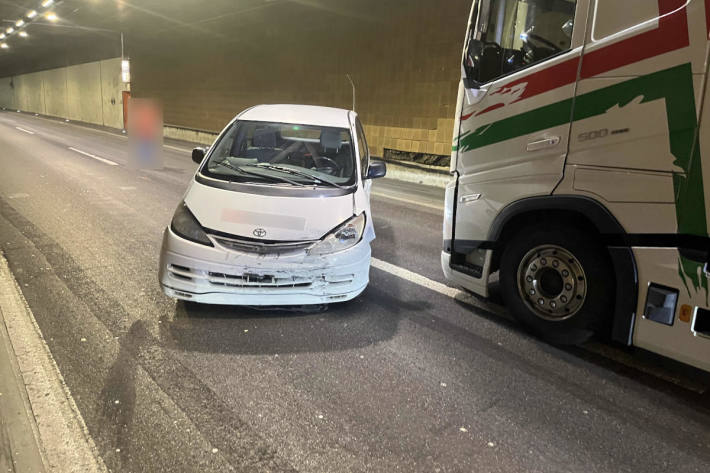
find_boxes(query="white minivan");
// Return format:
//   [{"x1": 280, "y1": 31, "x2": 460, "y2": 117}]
[{"x1": 159, "y1": 104, "x2": 386, "y2": 305}]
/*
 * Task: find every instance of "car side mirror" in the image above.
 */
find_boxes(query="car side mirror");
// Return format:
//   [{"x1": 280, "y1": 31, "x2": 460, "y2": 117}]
[
  {"x1": 192, "y1": 147, "x2": 206, "y2": 164},
  {"x1": 366, "y1": 160, "x2": 387, "y2": 179}
]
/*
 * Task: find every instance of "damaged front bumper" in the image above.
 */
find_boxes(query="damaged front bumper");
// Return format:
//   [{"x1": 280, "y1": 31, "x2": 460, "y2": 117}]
[{"x1": 158, "y1": 227, "x2": 371, "y2": 305}]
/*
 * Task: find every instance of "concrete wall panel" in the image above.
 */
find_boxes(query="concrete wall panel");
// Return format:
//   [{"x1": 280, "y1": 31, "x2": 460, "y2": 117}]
[
  {"x1": 15, "y1": 72, "x2": 45, "y2": 115},
  {"x1": 0, "y1": 77, "x2": 16, "y2": 110},
  {"x1": 99, "y1": 58, "x2": 125, "y2": 130},
  {"x1": 66, "y1": 62, "x2": 103, "y2": 125},
  {"x1": 1, "y1": 58, "x2": 126, "y2": 128},
  {"x1": 42, "y1": 67, "x2": 68, "y2": 118}
]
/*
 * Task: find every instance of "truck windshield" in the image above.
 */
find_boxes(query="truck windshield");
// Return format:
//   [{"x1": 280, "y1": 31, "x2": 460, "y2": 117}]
[
  {"x1": 202, "y1": 120, "x2": 357, "y2": 188},
  {"x1": 465, "y1": 0, "x2": 576, "y2": 85}
]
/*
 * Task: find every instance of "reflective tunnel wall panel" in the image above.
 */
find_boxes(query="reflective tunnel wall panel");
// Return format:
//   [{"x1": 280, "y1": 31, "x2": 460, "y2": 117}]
[{"x1": 0, "y1": 57, "x2": 126, "y2": 129}]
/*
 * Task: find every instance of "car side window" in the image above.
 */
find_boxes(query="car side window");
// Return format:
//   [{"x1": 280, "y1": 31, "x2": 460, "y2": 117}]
[
  {"x1": 356, "y1": 120, "x2": 369, "y2": 178},
  {"x1": 464, "y1": 0, "x2": 577, "y2": 85}
]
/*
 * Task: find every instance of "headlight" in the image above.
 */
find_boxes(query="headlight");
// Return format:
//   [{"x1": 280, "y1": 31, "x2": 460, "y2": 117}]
[
  {"x1": 308, "y1": 213, "x2": 366, "y2": 255},
  {"x1": 170, "y1": 202, "x2": 213, "y2": 246}
]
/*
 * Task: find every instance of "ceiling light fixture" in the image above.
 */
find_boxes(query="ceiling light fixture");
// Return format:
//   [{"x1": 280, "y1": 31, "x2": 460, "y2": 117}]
[
  {"x1": 0, "y1": 43, "x2": 8, "y2": 49},
  {"x1": 41, "y1": 0, "x2": 54, "y2": 8},
  {"x1": 45, "y1": 12, "x2": 58, "y2": 22},
  {"x1": 27, "y1": 10, "x2": 38, "y2": 19},
  {"x1": 16, "y1": 19, "x2": 25, "y2": 27},
  {"x1": 19, "y1": 31, "x2": 28, "y2": 38},
  {"x1": 6, "y1": 27, "x2": 14, "y2": 34},
  {"x1": 0, "y1": 34, "x2": 5, "y2": 40}
]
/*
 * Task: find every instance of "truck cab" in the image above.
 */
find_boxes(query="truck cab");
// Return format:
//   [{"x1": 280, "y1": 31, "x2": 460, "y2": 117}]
[{"x1": 443, "y1": 0, "x2": 710, "y2": 372}]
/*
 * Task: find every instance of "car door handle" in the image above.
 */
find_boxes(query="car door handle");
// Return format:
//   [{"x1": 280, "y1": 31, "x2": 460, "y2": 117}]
[{"x1": 527, "y1": 136, "x2": 560, "y2": 152}]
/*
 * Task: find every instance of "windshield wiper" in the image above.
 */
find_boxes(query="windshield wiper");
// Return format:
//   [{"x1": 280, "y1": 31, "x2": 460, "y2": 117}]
[
  {"x1": 211, "y1": 160, "x2": 306, "y2": 187},
  {"x1": 245, "y1": 163, "x2": 346, "y2": 189}
]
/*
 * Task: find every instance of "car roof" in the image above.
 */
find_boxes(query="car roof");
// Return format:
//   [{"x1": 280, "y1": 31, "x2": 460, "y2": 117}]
[{"x1": 238, "y1": 104, "x2": 353, "y2": 128}]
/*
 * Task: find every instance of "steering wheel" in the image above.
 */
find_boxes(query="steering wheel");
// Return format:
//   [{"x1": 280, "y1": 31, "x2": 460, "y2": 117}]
[
  {"x1": 314, "y1": 156, "x2": 342, "y2": 175},
  {"x1": 525, "y1": 33, "x2": 562, "y2": 53}
]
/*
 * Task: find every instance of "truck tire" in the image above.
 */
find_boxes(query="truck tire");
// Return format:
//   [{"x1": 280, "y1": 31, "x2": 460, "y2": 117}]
[{"x1": 499, "y1": 224, "x2": 614, "y2": 345}]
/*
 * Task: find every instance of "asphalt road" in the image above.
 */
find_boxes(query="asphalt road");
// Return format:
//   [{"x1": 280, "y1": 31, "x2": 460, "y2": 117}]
[{"x1": 0, "y1": 110, "x2": 708, "y2": 473}]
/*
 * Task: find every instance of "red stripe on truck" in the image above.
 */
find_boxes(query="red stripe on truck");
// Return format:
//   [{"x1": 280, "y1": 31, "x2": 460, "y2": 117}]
[{"x1": 580, "y1": 0, "x2": 689, "y2": 78}]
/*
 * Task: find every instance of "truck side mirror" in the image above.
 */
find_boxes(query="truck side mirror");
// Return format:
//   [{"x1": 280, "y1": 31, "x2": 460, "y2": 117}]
[
  {"x1": 192, "y1": 147, "x2": 206, "y2": 164},
  {"x1": 366, "y1": 160, "x2": 387, "y2": 179}
]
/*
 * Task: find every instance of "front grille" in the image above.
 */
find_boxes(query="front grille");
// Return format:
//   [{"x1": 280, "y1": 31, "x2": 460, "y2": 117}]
[
  {"x1": 212, "y1": 235, "x2": 316, "y2": 256},
  {"x1": 208, "y1": 271, "x2": 313, "y2": 288}
]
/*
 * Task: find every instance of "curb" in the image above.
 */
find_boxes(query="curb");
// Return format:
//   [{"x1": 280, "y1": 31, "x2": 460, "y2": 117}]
[{"x1": 0, "y1": 254, "x2": 108, "y2": 473}]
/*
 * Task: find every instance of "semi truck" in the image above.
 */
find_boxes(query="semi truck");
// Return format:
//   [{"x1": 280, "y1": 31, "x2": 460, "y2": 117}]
[{"x1": 443, "y1": 0, "x2": 710, "y2": 372}]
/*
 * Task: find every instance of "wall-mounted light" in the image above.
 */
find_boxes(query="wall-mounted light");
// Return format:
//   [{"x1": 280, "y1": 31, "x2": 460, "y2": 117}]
[
  {"x1": 121, "y1": 59, "x2": 130, "y2": 83},
  {"x1": 18, "y1": 31, "x2": 28, "y2": 38},
  {"x1": 41, "y1": 0, "x2": 54, "y2": 8},
  {"x1": 27, "y1": 10, "x2": 38, "y2": 19},
  {"x1": 45, "y1": 12, "x2": 58, "y2": 22},
  {"x1": 16, "y1": 19, "x2": 25, "y2": 27}
]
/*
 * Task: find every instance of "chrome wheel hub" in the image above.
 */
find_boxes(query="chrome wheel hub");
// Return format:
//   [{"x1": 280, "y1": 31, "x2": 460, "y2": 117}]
[{"x1": 517, "y1": 245, "x2": 587, "y2": 321}]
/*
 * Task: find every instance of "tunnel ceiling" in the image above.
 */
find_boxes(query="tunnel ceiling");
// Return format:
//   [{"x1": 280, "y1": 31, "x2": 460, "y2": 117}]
[{"x1": 0, "y1": 0, "x2": 388, "y2": 77}]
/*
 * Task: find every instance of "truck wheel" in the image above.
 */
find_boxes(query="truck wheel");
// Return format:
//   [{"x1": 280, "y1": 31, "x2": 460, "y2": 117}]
[{"x1": 499, "y1": 224, "x2": 614, "y2": 345}]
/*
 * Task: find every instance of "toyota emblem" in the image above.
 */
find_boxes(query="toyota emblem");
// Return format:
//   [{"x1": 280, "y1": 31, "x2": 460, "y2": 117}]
[{"x1": 253, "y1": 228, "x2": 267, "y2": 238}]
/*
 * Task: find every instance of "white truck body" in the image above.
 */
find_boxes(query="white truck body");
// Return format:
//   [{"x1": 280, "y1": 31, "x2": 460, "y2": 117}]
[{"x1": 444, "y1": 0, "x2": 710, "y2": 372}]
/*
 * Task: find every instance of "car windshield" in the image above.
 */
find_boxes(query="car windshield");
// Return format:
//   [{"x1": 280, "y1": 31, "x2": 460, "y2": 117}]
[{"x1": 202, "y1": 120, "x2": 357, "y2": 187}]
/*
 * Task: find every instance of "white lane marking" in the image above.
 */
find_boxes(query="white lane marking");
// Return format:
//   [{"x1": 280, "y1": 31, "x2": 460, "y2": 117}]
[
  {"x1": 119, "y1": 186, "x2": 137, "y2": 191},
  {"x1": 372, "y1": 258, "x2": 707, "y2": 392},
  {"x1": 68, "y1": 147, "x2": 119, "y2": 166},
  {"x1": 371, "y1": 257, "x2": 460, "y2": 298},
  {"x1": 8, "y1": 193, "x2": 30, "y2": 199},
  {"x1": 371, "y1": 191, "x2": 444, "y2": 212},
  {"x1": 0, "y1": 256, "x2": 108, "y2": 473},
  {"x1": 15, "y1": 126, "x2": 35, "y2": 135},
  {"x1": 164, "y1": 144, "x2": 192, "y2": 154}
]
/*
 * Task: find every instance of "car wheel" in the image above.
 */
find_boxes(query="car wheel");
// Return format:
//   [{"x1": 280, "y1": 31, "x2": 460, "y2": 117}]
[{"x1": 499, "y1": 224, "x2": 614, "y2": 345}]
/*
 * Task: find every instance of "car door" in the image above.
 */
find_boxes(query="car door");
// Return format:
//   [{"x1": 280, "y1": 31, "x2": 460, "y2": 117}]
[{"x1": 453, "y1": 0, "x2": 588, "y2": 247}]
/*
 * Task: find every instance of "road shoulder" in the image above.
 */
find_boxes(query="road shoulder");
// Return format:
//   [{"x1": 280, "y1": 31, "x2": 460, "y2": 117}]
[{"x1": 0, "y1": 253, "x2": 107, "y2": 473}]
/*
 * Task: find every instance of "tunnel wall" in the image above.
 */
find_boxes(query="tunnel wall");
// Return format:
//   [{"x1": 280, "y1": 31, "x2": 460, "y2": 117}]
[
  {"x1": 129, "y1": 0, "x2": 471, "y2": 158},
  {"x1": 0, "y1": 58, "x2": 126, "y2": 129}
]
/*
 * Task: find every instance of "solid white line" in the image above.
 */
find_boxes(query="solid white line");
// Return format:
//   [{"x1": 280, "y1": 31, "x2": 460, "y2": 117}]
[
  {"x1": 371, "y1": 191, "x2": 444, "y2": 211},
  {"x1": 16, "y1": 126, "x2": 35, "y2": 135},
  {"x1": 68, "y1": 147, "x2": 119, "y2": 166},
  {"x1": 371, "y1": 257, "x2": 460, "y2": 298}
]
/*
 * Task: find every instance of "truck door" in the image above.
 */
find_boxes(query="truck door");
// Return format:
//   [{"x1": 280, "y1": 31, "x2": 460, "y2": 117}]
[{"x1": 453, "y1": 0, "x2": 587, "y2": 249}]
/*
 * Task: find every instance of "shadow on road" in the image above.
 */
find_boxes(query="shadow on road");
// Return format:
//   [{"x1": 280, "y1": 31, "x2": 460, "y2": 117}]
[{"x1": 162, "y1": 281, "x2": 434, "y2": 356}]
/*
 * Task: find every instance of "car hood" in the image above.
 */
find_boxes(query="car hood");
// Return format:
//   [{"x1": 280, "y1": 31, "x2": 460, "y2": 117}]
[{"x1": 184, "y1": 180, "x2": 356, "y2": 241}]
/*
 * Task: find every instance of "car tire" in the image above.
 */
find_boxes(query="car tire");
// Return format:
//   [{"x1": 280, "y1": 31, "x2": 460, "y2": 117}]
[{"x1": 499, "y1": 224, "x2": 614, "y2": 345}]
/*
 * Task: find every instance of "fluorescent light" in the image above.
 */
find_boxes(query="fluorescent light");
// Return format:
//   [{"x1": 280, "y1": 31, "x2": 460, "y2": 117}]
[
  {"x1": 27, "y1": 10, "x2": 38, "y2": 19},
  {"x1": 45, "y1": 12, "x2": 58, "y2": 22},
  {"x1": 6, "y1": 27, "x2": 14, "y2": 34},
  {"x1": 16, "y1": 19, "x2": 25, "y2": 27},
  {"x1": 0, "y1": 34, "x2": 5, "y2": 40},
  {"x1": 41, "y1": 0, "x2": 54, "y2": 8},
  {"x1": 0, "y1": 43, "x2": 8, "y2": 49},
  {"x1": 121, "y1": 60, "x2": 131, "y2": 83},
  {"x1": 19, "y1": 31, "x2": 28, "y2": 38}
]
